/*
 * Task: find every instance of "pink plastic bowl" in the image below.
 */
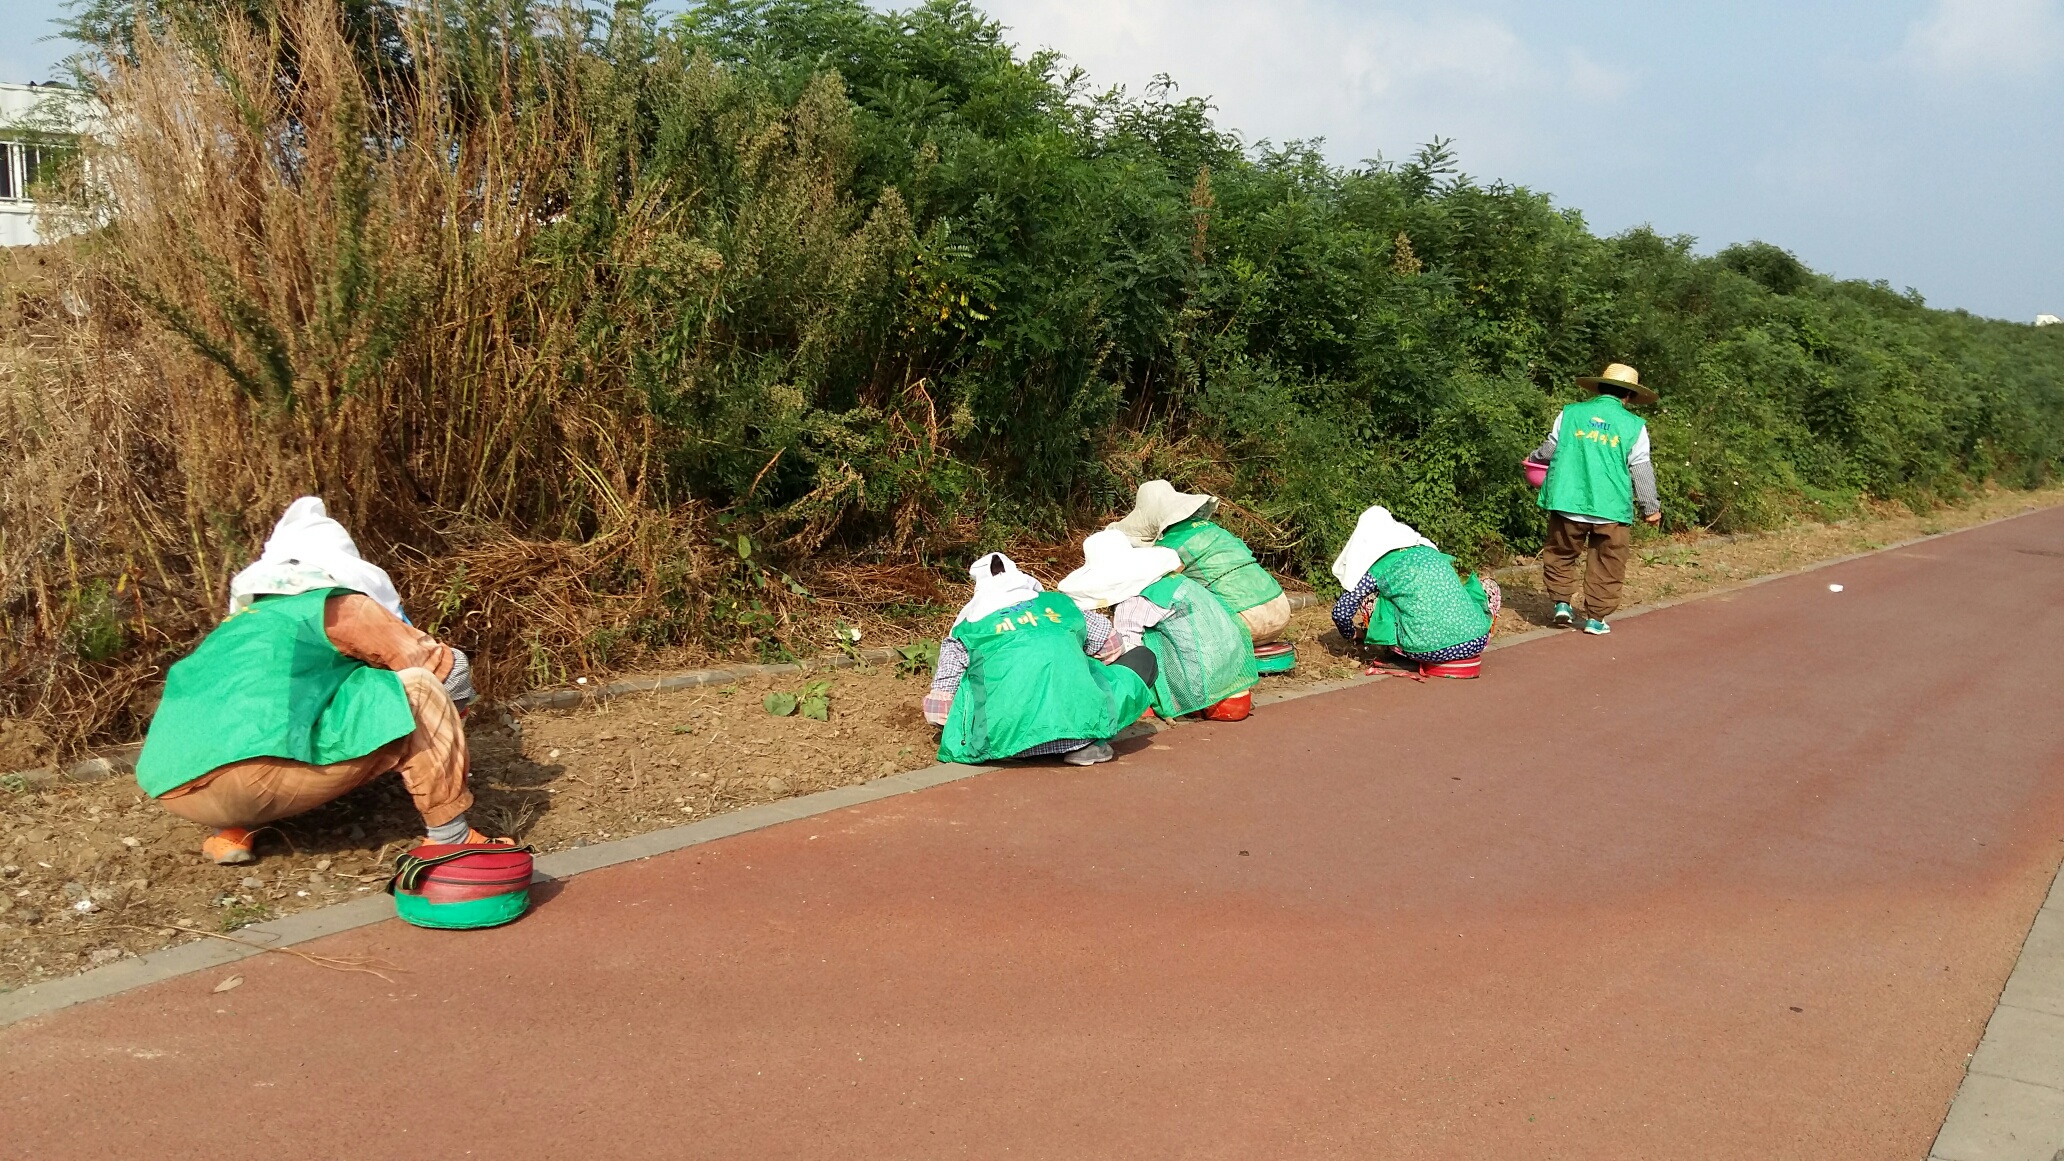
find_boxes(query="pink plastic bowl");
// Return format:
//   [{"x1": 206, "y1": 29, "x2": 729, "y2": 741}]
[{"x1": 1522, "y1": 459, "x2": 1549, "y2": 488}]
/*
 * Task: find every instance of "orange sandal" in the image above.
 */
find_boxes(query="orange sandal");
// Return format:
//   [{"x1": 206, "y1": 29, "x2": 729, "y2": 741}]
[{"x1": 202, "y1": 827, "x2": 257, "y2": 865}]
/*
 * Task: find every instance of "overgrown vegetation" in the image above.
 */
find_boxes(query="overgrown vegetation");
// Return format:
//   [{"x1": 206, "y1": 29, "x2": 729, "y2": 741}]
[{"x1": 4, "y1": 0, "x2": 2062, "y2": 753}]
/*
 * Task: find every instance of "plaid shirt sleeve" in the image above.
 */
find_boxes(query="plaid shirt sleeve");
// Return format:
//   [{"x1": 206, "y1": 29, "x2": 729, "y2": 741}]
[
  {"x1": 1082, "y1": 610, "x2": 1124, "y2": 662},
  {"x1": 923, "y1": 636, "x2": 969, "y2": 725},
  {"x1": 1110, "y1": 595, "x2": 1171, "y2": 654}
]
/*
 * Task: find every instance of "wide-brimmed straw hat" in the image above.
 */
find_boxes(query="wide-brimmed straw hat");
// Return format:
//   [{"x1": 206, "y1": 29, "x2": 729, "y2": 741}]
[
  {"x1": 1112, "y1": 480, "x2": 1218, "y2": 547},
  {"x1": 1576, "y1": 363, "x2": 1657, "y2": 406},
  {"x1": 1059, "y1": 528, "x2": 1182, "y2": 610}
]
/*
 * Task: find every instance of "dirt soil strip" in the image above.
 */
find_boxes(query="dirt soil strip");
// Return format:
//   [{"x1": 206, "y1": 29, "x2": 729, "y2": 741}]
[
  {"x1": 3, "y1": 486, "x2": 2059, "y2": 994},
  {"x1": 0, "y1": 496, "x2": 2053, "y2": 1029},
  {"x1": 5, "y1": 504, "x2": 2064, "y2": 1158}
]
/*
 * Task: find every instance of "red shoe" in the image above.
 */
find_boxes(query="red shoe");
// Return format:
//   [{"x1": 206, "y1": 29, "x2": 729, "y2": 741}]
[{"x1": 202, "y1": 827, "x2": 257, "y2": 865}]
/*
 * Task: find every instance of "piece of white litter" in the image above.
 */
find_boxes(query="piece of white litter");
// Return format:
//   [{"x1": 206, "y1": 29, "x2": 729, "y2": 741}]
[{"x1": 1829, "y1": 584, "x2": 1844, "y2": 592}]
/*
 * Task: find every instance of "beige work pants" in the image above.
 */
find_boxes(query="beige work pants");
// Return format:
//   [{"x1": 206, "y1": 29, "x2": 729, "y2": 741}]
[
  {"x1": 157, "y1": 668, "x2": 471, "y2": 830},
  {"x1": 1237, "y1": 593, "x2": 1293, "y2": 644}
]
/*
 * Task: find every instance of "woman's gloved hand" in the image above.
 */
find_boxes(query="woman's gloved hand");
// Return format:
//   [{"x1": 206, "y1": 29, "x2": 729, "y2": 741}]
[{"x1": 443, "y1": 647, "x2": 476, "y2": 713}]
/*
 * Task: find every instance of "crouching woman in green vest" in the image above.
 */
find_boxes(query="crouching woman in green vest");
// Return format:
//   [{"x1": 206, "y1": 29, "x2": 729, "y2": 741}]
[
  {"x1": 924, "y1": 553, "x2": 1159, "y2": 767},
  {"x1": 1062, "y1": 529, "x2": 1261, "y2": 720},
  {"x1": 1112, "y1": 480, "x2": 1291, "y2": 644},
  {"x1": 1329, "y1": 506, "x2": 1501, "y2": 678},
  {"x1": 136, "y1": 584, "x2": 504, "y2": 865}
]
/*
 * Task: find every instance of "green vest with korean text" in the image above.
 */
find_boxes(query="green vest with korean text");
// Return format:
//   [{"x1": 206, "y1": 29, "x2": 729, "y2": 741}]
[
  {"x1": 1157, "y1": 518, "x2": 1284, "y2": 615},
  {"x1": 939, "y1": 593, "x2": 1153, "y2": 764},
  {"x1": 1362, "y1": 546, "x2": 1493, "y2": 655},
  {"x1": 1138, "y1": 575, "x2": 1259, "y2": 717},
  {"x1": 136, "y1": 588, "x2": 418, "y2": 797},
  {"x1": 1537, "y1": 394, "x2": 1646, "y2": 524}
]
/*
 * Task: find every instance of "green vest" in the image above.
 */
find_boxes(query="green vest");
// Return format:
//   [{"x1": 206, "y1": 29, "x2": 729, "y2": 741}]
[
  {"x1": 135, "y1": 589, "x2": 418, "y2": 797},
  {"x1": 1537, "y1": 395, "x2": 1646, "y2": 524},
  {"x1": 1363, "y1": 546, "x2": 1493, "y2": 655},
  {"x1": 1158, "y1": 518, "x2": 1284, "y2": 614},
  {"x1": 939, "y1": 593, "x2": 1154, "y2": 764},
  {"x1": 1138, "y1": 575, "x2": 1259, "y2": 717}
]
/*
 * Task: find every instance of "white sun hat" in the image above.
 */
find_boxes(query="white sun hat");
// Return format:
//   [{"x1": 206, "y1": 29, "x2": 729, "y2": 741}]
[
  {"x1": 1111, "y1": 480, "x2": 1218, "y2": 547},
  {"x1": 1059, "y1": 528, "x2": 1183, "y2": 610}
]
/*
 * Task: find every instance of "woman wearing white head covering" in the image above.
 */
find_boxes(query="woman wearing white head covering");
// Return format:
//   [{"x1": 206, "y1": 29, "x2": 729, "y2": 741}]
[
  {"x1": 1110, "y1": 480, "x2": 1292, "y2": 644},
  {"x1": 134, "y1": 497, "x2": 500, "y2": 866},
  {"x1": 228, "y1": 496, "x2": 475, "y2": 708},
  {"x1": 1329, "y1": 505, "x2": 1501, "y2": 678},
  {"x1": 229, "y1": 497, "x2": 409, "y2": 621},
  {"x1": 924, "y1": 552, "x2": 1159, "y2": 766},
  {"x1": 1061, "y1": 529, "x2": 1260, "y2": 720}
]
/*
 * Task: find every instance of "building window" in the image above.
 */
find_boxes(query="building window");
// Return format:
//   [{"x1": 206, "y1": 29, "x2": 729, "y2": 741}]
[{"x1": 0, "y1": 141, "x2": 78, "y2": 202}]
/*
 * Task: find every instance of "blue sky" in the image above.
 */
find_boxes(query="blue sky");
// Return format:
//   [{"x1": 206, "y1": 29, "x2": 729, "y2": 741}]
[{"x1": 8, "y1": 0, "x2": 2058, "y2": 320}]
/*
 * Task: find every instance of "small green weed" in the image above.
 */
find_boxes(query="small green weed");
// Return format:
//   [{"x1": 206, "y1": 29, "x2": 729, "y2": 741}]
[
  {"x1": 219, "y1": 899, "x2": 270, "y2": 931},
  {"x1": 832, "y1": 620, "x2": 868, "y2": 666},
  {"x1": 64, "y1": 579, "x2": 126, "y2": 662},
  {"x1": 894, "y1": 640, "x2": 940, "y2": 678},
  {"x1": 765, "y1": 679, "x2": 833, "y2": 721},
  {"x1": 423, "y1": 564, "x2": 475, "y2": 636}
]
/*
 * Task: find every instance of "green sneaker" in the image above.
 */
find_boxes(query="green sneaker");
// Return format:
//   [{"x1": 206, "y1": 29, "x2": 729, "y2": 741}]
[
  {"x1": 1552, "y1": 602, "x2": 1575, "y2": 628},
  {"x1": 1582, "y1": 617, "x2": 1611, "y2": 636}
]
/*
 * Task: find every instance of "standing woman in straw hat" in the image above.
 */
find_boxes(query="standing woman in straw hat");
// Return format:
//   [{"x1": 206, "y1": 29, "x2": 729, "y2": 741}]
[
  {"x1": 924, "y1": 552, "x2": 1159, "y2": 767},
  {"x1": 1061, "y1": 529, "x2": 1261, "y2": 721},
  {"x1": 1525, "y1": 363, "x2": 1663, "y2": 636},
  {"x1": 1111, "y1": 481, "x2": 1292, "y2": 645}
]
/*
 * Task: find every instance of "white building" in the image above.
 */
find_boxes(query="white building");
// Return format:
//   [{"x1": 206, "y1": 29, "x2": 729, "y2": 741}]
[
  {"x1": 1, "y1": 82, "x2": 95, "y2": 248},
  {"x1": 2038, "y1": 314, "x2": 2062, "y2": 327}
]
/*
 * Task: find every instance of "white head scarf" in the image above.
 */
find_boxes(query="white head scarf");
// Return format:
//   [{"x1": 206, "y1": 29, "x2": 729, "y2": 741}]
[
  {"x1": 1111, "y1": 480, "x2": 1218, "y2": 547},
  {"x1": 1059, "y1": 528, "x2": 1183, "y2": 610},
  {"x1": 1330, "y1": 505, "x2": 1436, "y2": 590},
  {"x1": 227, "y1": 496, "x2": 409, "y2": 622},
  {"x1": 955, "y1": 552, "x2": 1046, "y2": 626}
]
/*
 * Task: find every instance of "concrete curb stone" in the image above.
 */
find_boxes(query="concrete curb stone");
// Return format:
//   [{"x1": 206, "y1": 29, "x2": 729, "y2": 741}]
[{"x1": 1930, "y1": 865, "x2": 2064, "y2": 1160}]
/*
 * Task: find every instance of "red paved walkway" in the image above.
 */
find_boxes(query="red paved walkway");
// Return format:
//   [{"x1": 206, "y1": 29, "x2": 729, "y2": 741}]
[{"x1": 7, "y1": 511, "x2": 2064, "y2": 1159}]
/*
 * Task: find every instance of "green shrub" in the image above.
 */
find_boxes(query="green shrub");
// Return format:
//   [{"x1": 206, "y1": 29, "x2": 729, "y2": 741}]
[{"x1": 8, "y1": 0, "x2": 2063, "y2": 752}]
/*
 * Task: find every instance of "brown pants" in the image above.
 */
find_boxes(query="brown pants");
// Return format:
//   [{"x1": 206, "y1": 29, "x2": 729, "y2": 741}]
[
  {"x1": 1542, "y1": 513, "x2": 1632, "y2": 618},
  {"x1": 157, "y1": 668, "x2": 472, "y2": 830}
]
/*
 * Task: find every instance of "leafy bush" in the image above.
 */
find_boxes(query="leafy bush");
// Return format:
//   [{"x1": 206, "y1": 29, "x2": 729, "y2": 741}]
[{"x1": 4, "y1": 0, "x2": 2062, "y2": 750}]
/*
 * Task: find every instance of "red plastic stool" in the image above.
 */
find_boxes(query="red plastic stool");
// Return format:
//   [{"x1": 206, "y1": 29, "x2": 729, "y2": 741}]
[{"x1": 1419, "y1": 656, "x2": 1482, "y2": 679}]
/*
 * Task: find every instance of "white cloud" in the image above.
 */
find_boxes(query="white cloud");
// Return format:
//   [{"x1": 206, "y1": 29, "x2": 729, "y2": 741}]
[
  {"x1": 1900, "y1": 0, "x2": 2064, "y2": 77},
  {"x1": 980, "y1": 0, "x2": 1628, "y2": 169}
]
